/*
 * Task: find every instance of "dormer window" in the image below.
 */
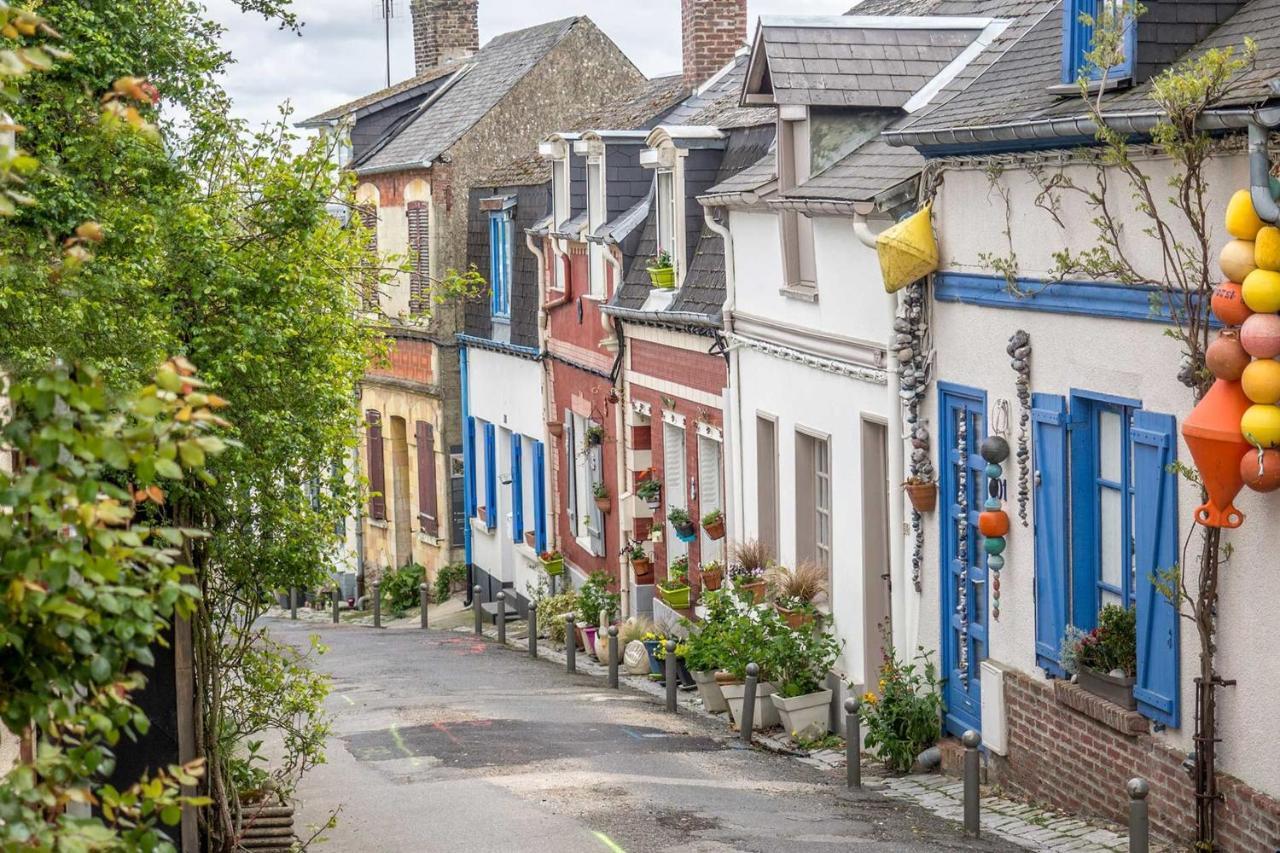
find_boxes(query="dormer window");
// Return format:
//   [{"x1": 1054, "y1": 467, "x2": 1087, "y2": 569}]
[
  {"x1": 1062, "y1": 0, "x2": 1135, "y2": 86},
  {"x1": 576, "y1": 136, "x2": 607, "y2": 298},
  {"x1": 655, "y1": 169, "x2": 678, "y2": 281},
  {"x1": 539, "y1": 137, "x2": 573, "y2": 291},
  {"x1": 488, "y1": 208, "x2": 513, "y2": 320}
]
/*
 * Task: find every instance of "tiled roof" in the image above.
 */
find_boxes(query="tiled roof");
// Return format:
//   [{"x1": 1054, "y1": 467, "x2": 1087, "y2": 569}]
[
  {"x1": 699, "y1": 148, "x2": 777, "y2": 202},
  {"x1": 758, "y1": 18, "x2": 985, "y2": 108},
  {"x1": 356, "y1": 17, "x2": 583, "y2": 173},
  {"x1": 574, "y1": 75, "x2": 691, "y2": 131},
  {"x1": 477, "y1": 153, "x2": 551, "y2": 187},
  {"x1": 664, "y1": 54, "x2": 777, "y2": 129},
  {"x1": 298, "y1": 64, "x2": 459, "y2": 126},
  {"x1": 784, "y1": 136, "x2": 923, "y2": 203}
]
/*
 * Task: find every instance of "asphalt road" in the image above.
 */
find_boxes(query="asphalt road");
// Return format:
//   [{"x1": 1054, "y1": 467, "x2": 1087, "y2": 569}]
[{"x1": 269, "y1": 617, "x2": 1017, "y2": 852}]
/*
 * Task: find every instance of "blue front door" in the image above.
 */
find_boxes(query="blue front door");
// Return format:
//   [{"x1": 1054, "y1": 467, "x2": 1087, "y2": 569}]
[{"x1": 939, "y1": 383, "x2": 988, "y2": 736}]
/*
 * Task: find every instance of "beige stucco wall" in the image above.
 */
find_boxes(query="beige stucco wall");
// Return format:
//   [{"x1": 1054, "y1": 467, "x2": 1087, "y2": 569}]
[{"x1": 922, "y1": 147, "x2": 1280, "y2": 799}]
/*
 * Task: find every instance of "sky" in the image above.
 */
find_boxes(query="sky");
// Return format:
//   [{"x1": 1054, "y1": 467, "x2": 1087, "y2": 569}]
[{"x1": 204, "y1": 0, "x2": 857, "y2": 132}]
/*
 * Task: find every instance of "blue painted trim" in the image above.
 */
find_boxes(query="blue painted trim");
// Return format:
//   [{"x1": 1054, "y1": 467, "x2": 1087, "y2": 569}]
[
  {"x1": 919, "y1": 136, "x2": 1101, "y2": 158},
  {"x1": 935, "y1": 273, "x2": 1214, "y2": 326},
  {"x1": 454, "y1": 333, "x2": 541, "y2": 359},
  {"x1": 532, "y1": 441, "x2": 547, "y2": 554},
  {"x1": 1069, "y1": 387, "x2": 1142, "y2": 410},
  {"x1": 1061, "y1": 0, "x2": 1135, "y2": 85},
  {"x1": 511, "y1": 432, "x2": 524, "y2": 543},
  {"x1": 460, "y1": 346, "x2": 472, "y2": 570},
  {"x1": 483, "y1": 422, "x2": 498, "y2": 531}
]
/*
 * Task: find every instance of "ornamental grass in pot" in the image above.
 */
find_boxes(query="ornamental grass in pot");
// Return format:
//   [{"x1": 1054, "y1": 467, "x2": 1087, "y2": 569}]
[
  {"x1": 729, "y1": 539, "x2": 771, "y2": 603},
  {"x1": 1060, "y1": 604, "x2": 1137, "y2": 709},
  {"x1": 766, "y1": 561, "x2": 828, "y2": 629}
]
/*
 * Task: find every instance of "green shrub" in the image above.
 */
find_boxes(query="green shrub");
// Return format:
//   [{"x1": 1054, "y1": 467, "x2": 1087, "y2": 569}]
[
  {"x1": 576, "y1": 570, "x2": 619, "y2": 626},
  {"x1": 381, "y1": 564, "x2": 425, "y2": 617},
  {"x1": 770, "y1": 620, "x2": 842, "y2": 698},
  {"x1": 539, "y1": 590, "x2": 578, "y2": 644},
  {"x1": 860, "y1": 647, "x2": 943, "y2": 773},
  {"x1": 433, "y1": 562, "x2": 468, "y2": 604}
]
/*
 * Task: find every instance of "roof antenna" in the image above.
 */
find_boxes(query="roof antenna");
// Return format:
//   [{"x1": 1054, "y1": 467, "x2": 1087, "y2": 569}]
[{"x1": 373, "y1": 0, "x2": 398, "y2": 88}]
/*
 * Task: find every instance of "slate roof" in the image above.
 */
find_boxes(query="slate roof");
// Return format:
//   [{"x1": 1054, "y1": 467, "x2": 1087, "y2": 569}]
[
  {"x1": 356, "y1": 17, "x2": 583, "y2": 173},
  {"x1": 479, "y1": 153, "x2": 551, "y2": 187},
  {"x1": 699, "y1": 148, "x2": 777, "y2": 202},
  {"x1": 884, "y1": 0, "x2": 1280, "y2": 147},
  {"x1": 756, "y1": 16, "x2": 988, "y2": 108},
  {"x1": 298, "y1": 64, "x2": 459, "y2": 127},
  {"x1": 785, "y1": 136, "x2": 923, "y2": 203},
  {"x1": 664, "y1": 54, "x2": 777, "y2": 129}
]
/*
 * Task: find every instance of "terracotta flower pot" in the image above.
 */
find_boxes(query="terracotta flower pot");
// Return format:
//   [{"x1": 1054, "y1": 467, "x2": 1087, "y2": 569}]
[
  {"x1": 632, "y1": 558, "x2": 655, "y2": 585},
  {"x1": 524, "y1": 530, "x2": 536, "y2": 548},
  {"x1": 775, "y1": 603, "x2": 813, "y2": 629},
  {"x1": 905, "y1": 482, "x2": 937, "y2": 513},
  {"x1": 702, "y1": 566, "x2": 723, "y2": 591},
  {"x1": 740, "y1": 579, "x2": 766, "y2": 605},
  {"x1": 595, "y1": 496, "x2": 611, "y2": 513},
  {"x1": 702, "y1": 518, "x2": 726, "y2": 540}
]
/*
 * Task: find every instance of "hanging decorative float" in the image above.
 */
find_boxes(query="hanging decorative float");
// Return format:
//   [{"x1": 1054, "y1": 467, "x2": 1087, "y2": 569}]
[
  {"x1": 979, "y1": 435, "x2": 1010, "y2": 621},
  {"x1": 1184, "y1": 188, "x2": 1280, "y2": 527}
]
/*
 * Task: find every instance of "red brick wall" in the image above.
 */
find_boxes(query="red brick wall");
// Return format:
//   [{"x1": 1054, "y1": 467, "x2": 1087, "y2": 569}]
[
  {"x1": 629, "y1": 338, "x2": 727, "y2": 397},
  {"x1": 997, "y1": 670, "x2": 1280, "y2": 851},
  {"x1": 681, "y1": 0, "x2": 747, "y2": 89},
  {"x1": 368, "y1": 337, "x2": 434, "y2": 385},
  {"x1": 361, "y1": 168, "x2": 432, "y2": 208}
]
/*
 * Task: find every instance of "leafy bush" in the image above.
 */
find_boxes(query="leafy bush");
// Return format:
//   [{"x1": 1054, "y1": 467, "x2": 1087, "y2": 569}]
[
  {"x1": 539, "y1": 590, "x2": 578, "y2": 644},
  {"x1": 860, "y1": 647, "x2": 943, "y2": 773},
  {"x1": 434, "y1": 563, "x2": 468, "y2": 604},
  {"x1": 681, "y1": 588, "x2": 735, "y2": 672},
  {"x1": 770, "y1": 621, "x2": 842, "y2": 698},
  {"x1": 1070, "y1": 604, "x2": 1137, "y2": 676},
  {"x1": 576, "y1": 570, "x2": 619, "y2": 626},
  {"x1": 381, "y1": 564, "x2": 424, "y2": 617}
]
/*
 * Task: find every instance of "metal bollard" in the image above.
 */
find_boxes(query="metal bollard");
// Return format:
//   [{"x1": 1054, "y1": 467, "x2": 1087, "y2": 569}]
[
  {"x1": 740, "y1": 662, "x2": 758, "y2": 742},
  {"x1": 372, "y1": 581, "x2": 381, "y2": 628},
  {"x1": 607, "y1": 626, "x2": 619, "y2": 689},
  {"x1": 565, "y1": 615, "x2": 576, "y2": 673},
  {"x1": 332, "y1": 586, "x2": 340, "y2": 624},
  {"x1": 962, "y1": 729, "x2": 982, "y2": 838},
  {"x1": 845, "y1": 697, "x2": 861, "y2": 789},
  {"x1": 289, "y1": 587, "x2": 297, "y2": 620},
  {"x1": 665, "y1": 640, "x2": 678, "y2": 713},
  {"x1": 528, "y1": 603, "x2": 538, "y2": 658},
  {"x1": 473, "y1": 585, "x2": 483, "y2": 636},
  {"x1": 1127, "y1": 778, "x2": 1149, "y2": 853},
  {"x1": 420, "y1": 583, "x2": 429, "y2": 629},
  {"x1": 496, "y1": 591, "x2": 506, "y2": 645}
]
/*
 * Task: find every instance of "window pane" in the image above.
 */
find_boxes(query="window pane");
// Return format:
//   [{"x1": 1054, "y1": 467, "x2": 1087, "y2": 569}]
[
  {"x1": 1100, "y1": 485, "x2": 1123, "y2": 589},
  {"x1": 1099, "y1": 409, "x2": 1122, "y2": 481},
  {"x1": 1101, "y1": 588, "x2": 1123, "y2": 610}
]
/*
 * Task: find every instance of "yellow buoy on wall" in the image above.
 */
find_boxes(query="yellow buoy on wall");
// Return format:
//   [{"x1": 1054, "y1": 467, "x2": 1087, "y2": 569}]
[
  {"x1": 1241, "y1": 403, "x2": 1280, "y2": 449},
  {"x1": 877, "y1": 204, "x2": 939, "y2": 294}
]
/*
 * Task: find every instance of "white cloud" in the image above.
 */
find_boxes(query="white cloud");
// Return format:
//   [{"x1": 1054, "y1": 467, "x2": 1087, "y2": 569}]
[{"x1": 204, "y1": 0, "x2": 855, "y2": 131}]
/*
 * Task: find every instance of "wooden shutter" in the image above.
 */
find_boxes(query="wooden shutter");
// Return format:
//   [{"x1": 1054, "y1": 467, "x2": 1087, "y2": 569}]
[
  {"x1": 358, "y1": 204, "x2": 379, "y2": 311},
  {"x1": 566, "y1": 413, "x2": 578, "y2": 537},
  {"x1": 533, "y1": 440, "x2": 547, "y2": 553},
  {"x1": 663, "y1": 422, "x2": 687, "y2": 561},
  {"x1": 510, "y1": 433, "x2": 524, "y2": 543},
  {"x1": 1132, "y1": 410, "x2": 1181, "y2": 727},
  {"x1": 1031, "y1": 393, "x2": 1069, "y2": 676},
  {"x1": 483, "y1": 422, "x2": 497, "y2": 530},
  {"x1": 366, "y1": 410, "x2": 386, "y2": 521},
  {"x1": 756, "y1": 416, "x2": 779, "y2": 558},
  {"x1": 415, "y1": 421, "x2": 438, "y2": 537},
  {"x1": 698, "y1": 435, "x2": 722, "y2": 557},
  {"x1": 464, "y1": 416, "x2": 477, "y2": 518},
  {"x1": 407, "y1": 201, "x2": 430, "y2": 315}
]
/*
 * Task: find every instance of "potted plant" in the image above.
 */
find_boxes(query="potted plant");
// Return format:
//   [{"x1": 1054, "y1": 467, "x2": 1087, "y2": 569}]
[
  {"x1": 547, "y1": 419, "x2": 564, "y2": 438},
  {"x1": 766, "y1": 561, "x2": 828, "y2": 629},
  {"x1": 701, "y1": 559, "x2": 724, "y2": 592},
  {"x1": 640, "y1": 630, "x2": 667, "y2": 677},
  {"x1": 576, "y1": 570, "x2": 620, "y2": 630},
  {"x1": 653, "y1": 637, "x2": 697, "y2": 689},
  {"x1": 646, "y1": 249, "x2": 675, "y2": 290},
  {"x1": 585, "y1": 424, "x2": 606, "y2": 447},
  {"x1": 667, "y1": 507, "x2": 697, "y2": 543},
  {"x1": 477, "y1": 506, "x2": 488, "y2": 524},
  {"x1": 904, "y1": 475, "x2": 937, "y2": 513},
  {"x1": 717, "y1": 605, "x2": 783, "y2": 730},
  {"x1": 1060, "y1": 604, "x2": 1138, "y2": 709},
  {"x1": 769, "y1": 621, "x2": 842, "y2": 742},
  {"x1": 729, "y1": 539, "x2": 771, "y2": 604},
  {"x1": 861, "y1": 647, "x2": 944, "y2": 773},
  {"x1": 681, "y1": 589, "x2": 733, "y2": 713},
  {"x1": 624, "y1": 540, "x2": 654, "y2": 585},
  {"x1": 539, "y1": 549, "x2": 564, "y2": 577},
  {"x1": 524, "y1": 530, "x2": 536, "y2": 549},
  {"x1": 593, "y1": 480, "x2": 611, "y2": 513},
  {"x1": 701, "y1": 508, "x2": 725, "y2": 540},
  {"x1": 636, "y1": 477, "x2": 661, "y2": 511},
  {"x1": 658, "y1": 556, "x2": 692, "y2": 609}
]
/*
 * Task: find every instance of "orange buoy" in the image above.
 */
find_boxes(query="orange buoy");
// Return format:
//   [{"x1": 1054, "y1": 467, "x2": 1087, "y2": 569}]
[
  {"x1": 1240, "y1": 447, "x2": 1280, "y2": 492},
  {"x1": 1182, "y1": 379, "x2": 1252, "y2": 528},
  {"x1": 1206, "y1": 330, "x2": 1251, "y2": 380},
  {"x1": 1241, "y1": 313, "x2": 1280, "y2": 359},
  {"x1": 1212, "y1": 280, "x2": 1253, "y2": 326},
  {"x1": 978, "y1": 510, "x2": 1010, "y2": 538}
]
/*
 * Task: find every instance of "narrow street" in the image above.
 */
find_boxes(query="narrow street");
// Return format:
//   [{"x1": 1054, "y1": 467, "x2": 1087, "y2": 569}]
[{"x1": 271, "y1": 617, "x2": 1016, "y2": 852}]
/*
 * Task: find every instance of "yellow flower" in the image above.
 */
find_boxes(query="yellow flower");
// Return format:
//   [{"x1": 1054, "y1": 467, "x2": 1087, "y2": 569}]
[
  {"x1": 878, "y1": 679, "x2": 886, "y2": 690},
  {"x1": 862, "y1": 691, "x2": 878, "y2": 705}
]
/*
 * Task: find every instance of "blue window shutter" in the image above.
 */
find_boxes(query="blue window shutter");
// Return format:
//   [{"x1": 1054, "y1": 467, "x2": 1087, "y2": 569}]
[
  {"x1": 511, "y1": 433, "x2": 523, "y2": 542},
  {"x1": 533, "y1": 441, "x2": 547, "y2": 553},
  {"x1": 1032, "y1": 393, "x2": 1070, "y2": 676},
  {"x1": 484, "y1": 423, "x2": 497, "y2": 530},
  {"x1": 1132, "y1": 411, "x2": 1181, "y2": 728},
  {"x1": 464, "y1": 416, "x2": 477, "y2": 518}
]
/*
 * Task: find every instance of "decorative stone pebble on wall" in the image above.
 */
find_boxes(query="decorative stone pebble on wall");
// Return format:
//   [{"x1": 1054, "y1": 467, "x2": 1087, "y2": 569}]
[
  {"x1": 1006, "y1": 330, "x2": 1031, "y2": 526},
  {"x1": 955, "y1": 414, "x2": 969, "y2": 683},
  {"x1": 979, "y1": 435, "x2": 1011, "y2": 621},
  {"x1": 897, "y1": 281, "x2": 932, "y2": 591}
]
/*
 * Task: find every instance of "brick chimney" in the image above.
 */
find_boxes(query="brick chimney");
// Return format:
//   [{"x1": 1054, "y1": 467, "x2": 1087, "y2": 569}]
[
  {"x1": 682, "y1": 0, "x2": 747, "y2": 90},
  {"x1": 411, "y1": 0, "x2": 479, "y2": 76}
]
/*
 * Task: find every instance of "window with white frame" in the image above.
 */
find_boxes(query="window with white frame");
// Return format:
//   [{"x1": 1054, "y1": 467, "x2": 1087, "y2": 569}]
[
  {"x1": 656, "y1": 169, "x2": 678, "y2": 280},
  {"x1": 568, "y1": 412, "x2": 603, "y2": 555},
  {"x1": 586, "y1": 156, "x2": 606, "y2": 297},
  {"x1": 488, "y1": 209, "x2": 513, "y2": 319},
  {"x1": 795, "y1": 430, "x2": 830, "y2": 570},
  {"x1": 697, "y1": 433, "x2": 723, "y2": 562}
]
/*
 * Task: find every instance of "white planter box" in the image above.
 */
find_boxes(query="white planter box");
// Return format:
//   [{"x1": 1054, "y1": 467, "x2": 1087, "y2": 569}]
[
  {"x1": 770, "y1": 689, "x2": 832, "y2": 741},
  {"x1": 691, "y1": 670, "x2": 729, "y2": 713},
  {"x1": 721, "y1": 681, "x2": 779, "y2": 730}
]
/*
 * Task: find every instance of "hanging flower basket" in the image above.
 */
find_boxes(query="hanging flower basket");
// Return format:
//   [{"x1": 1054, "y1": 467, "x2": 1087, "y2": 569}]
[
  {"x1": 539, "y1": 551, "x2": 564, "y2": 577},
  {"x1": 701, "y1": 510, "x2": 725, "y2": 541},
  {"x1": 595, "y1": 495, "x2": 611, "y2": 513},
  {"x1": 701, "y1": 563, "x2": 723, "y2": 591},
  {"x1": 658, "y1": 581, "x2": 691, "y2": 610},
  {"x1": 632, "y1": 557, "x2": 654, "y2": 585},
  {"x1": 905, "y1": 481, "x2": 937, "y2": 513}
]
